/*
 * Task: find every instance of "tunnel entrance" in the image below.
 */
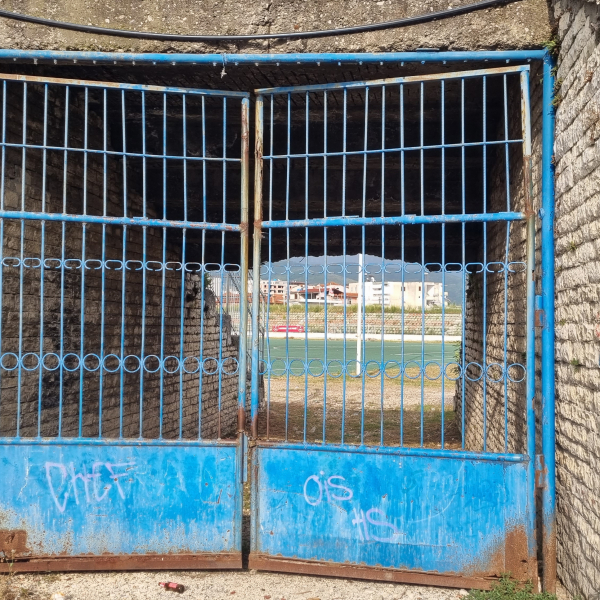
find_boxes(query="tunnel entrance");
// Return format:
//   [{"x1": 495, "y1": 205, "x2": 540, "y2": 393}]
[{"x1": 0, "y1": 54, "x2": 546, "y2": 585}]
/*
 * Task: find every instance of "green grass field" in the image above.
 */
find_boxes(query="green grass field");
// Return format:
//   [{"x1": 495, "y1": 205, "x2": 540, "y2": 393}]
[{"x1": 265, "y1": 339, "x2": 456, "y2": 366}]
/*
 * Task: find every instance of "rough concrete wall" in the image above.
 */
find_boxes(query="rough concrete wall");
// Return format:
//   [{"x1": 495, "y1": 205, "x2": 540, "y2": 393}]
[
  {"x1": 0, "y1": 0, "x2": 550, "y2": 54},
  {"x1": 551, "y1": 0, "x2": 600, "y2": 595},
  {"x1": 454, "y1": 66, "x2": 543, "y2": 456},
  {"x1": 0, "y1": 84, "x2": 240, "y2": 441}
]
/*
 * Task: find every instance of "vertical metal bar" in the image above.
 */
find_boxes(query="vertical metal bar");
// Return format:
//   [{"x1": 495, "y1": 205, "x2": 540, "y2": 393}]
[
  {"x1": 322, "y1": 90, "x2": 328, "y2": 444},
  {"x1": 419, "y1": 81, "x2": 425, "y2": 448},
  {"x1": 178, "y1": 95, "x2": 188, "y2": 440},
  {"x1": 198, "y1": 96, "x2": 207, "y2": 440},
  {"x1": 119, "y1": 89, "x2": 127, "y2": 439},
  {"x1": 284, "y1": 94, "x2": 291, "y2": 442},
  {"x1": 0, "y1": 82, "x2": 5, "y2": 430},
  {"x1": 303, "y1": 92, "x2": 309, "y2": 444},
  {"x1": 217, "y1": 97, "x2": 228, "y2": 439},
  {"x1": 360, "y1": 86, "x2": 369, "y2": 445},
  {"x1": 250, "y1": 94, "x2": 264, "y2": 439},
  {"x1": 482, "y1": 76, "x2": 488, "y2": 452},
  {"x1": 238, "y1": 96, "x2": 250, "y2": 436},
  {"x1": 98, "y1": 88, "x2": 108, "y2": 439},
  {"x1": 503, "y1": 74, "x2": 511, "y2": 452},
  {"x1": 521, "y1": 68, "x2": 538, "y2": 576},
  {"x1": 16, "y1": 82, "x2": 27, "y2": 437},
  {"x1": 399, "y1": 82, "x2": 405, "y2": 447},
  {"x1": 78, "y1": 87, "x2": 88, "y2": 438},
  {"x1": 38, "y1": 84, "x2": 48, "y2": 438},
  {"x1": 440, "y1": 79, "x2": 446, "y2": 449},
  {"x1": 58, "y1": 85, "x2": 69, "y2": 438},
  {"x1": 341, "y1": 88, "x2": 347, "y2": 445},
  {"x1": 541, "y1": 52, "x2": 557, "y2": 593},
  {"x1": 265, "y1": 94, "x2": 274, "y2": 440},
  {"x1": 139, "y1": 90, "x2": 147, "y2": 439},
  {"x1": 460, "y1": 78, "x2": 466, "y2": 449},
  {"x1": 158, "y1": 92, "x2": 168, "y2": 439},
  {"x1": 380, "y1": 85, "x2": 386, "y2": 447}
]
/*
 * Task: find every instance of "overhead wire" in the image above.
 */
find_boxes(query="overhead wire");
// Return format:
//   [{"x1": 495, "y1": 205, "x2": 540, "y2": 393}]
[{"x1": 0, "y1": 0, "x2": 521, "y2": 42}]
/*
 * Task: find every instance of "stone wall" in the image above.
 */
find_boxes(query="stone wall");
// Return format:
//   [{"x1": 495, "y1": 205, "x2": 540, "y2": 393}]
[
  {"x1": 453, "y1": 0, "x2": 600, "y2": 592},
  {"x1": 0, "y1": 82, "x2": 240, "y2": 441},
  {"x1": 454, "y1": 66, "x2": 543, "y2": 455},
  {"x1": 550, "y1": 0, "x2": 600, "y2": 595},
  {"x1": 0, "y1": 0, "x2": 551, "y2": 55}
]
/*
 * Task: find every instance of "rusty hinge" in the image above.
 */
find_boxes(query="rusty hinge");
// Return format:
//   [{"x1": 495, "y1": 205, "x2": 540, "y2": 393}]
[
  {"x1": 535, "y1": 454, "x2": 547, "y2": 489},
  {"x1": 535, "y1": 295, "x2": 545, "y2": 327},
  {"x1": 241, "y1": 432, "x2": 248, "y2": 484}
]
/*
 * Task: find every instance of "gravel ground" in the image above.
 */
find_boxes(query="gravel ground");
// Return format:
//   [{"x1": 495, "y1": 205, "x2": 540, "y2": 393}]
[{"x1": 2, "y1": 570, "x2": 468, "y2": 600}]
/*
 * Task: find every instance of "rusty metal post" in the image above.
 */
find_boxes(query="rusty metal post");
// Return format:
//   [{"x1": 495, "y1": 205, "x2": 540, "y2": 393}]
[
  {"x1": 238, "y1": 97, "x2": 250, "y2": 435},
  {"x1": 250, "y1": 94, "x2": 264, "y2": 439}
]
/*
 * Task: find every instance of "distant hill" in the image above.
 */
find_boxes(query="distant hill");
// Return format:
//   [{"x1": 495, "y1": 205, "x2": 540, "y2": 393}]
[{"x1": 266, "y1": 254, "x2": 464, "y2": 305}]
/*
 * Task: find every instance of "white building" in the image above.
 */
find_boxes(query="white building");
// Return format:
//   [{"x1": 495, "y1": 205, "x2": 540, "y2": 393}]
[
  {"x1": 260, "y1": 279, "x2": 297, "y2": 297},
  {"x1": 347, "y1": 280, "x2": 447, "y2": 307}
]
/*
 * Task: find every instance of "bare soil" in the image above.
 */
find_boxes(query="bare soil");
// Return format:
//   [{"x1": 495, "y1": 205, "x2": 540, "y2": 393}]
[{"x1": 258, "y1": 375, "x2": 461, "y2": 449}]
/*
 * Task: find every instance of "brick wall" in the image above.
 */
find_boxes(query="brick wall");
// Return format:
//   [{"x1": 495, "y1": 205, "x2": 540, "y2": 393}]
[
  {"x1": 0, "y1": 83, "x2": 240, "y2": 441},
  {"x1": 551, "y1": 0, "x2": 600, "y2": 595}
]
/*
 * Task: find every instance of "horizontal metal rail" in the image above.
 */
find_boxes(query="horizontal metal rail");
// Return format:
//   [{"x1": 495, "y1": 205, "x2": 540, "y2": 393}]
[
  {"x1": 0, "y1": 72, "x2": 250, "y2": 97},
  {"x1": 255, "y1": 65, "x2": 530, "y2": 94},
  {"x1": 255, "y1": 440, "x2": 528, "y2": 463},
  {"x1": 0, "y1": 142, "x2": 242, "y2": 163},
  {"x1": 0, "y1": 437, "x2": 238, "y2": 446},
  {"x1": 0, "y1": 210, "x2": 241, "y2": 231},
  {"x1": 263, "y1": 139, "x2": 524, "y2": 160},
  {"x1": 0, "y1": 50, "x2": 546, "y2": 66},
  {"x1": 261, "y1": 212, "x2": 525, "y2": 228}
]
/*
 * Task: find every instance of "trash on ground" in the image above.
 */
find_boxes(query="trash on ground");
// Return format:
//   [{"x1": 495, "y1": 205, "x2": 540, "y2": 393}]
[{"x1": 159, "y1": 581, "x2": 185, "y2": 594}]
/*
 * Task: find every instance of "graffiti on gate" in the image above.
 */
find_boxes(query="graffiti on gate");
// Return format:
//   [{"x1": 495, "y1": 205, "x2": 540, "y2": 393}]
[
  {"x1": 303, "y1": 471, "x2": 402, "y2": 543},
  {"x1": 302, "y1": 472, "x2": 354, "y2": 505},
  {"x1": 45, "y1": 461, "x2": 136, "y2": 513}
]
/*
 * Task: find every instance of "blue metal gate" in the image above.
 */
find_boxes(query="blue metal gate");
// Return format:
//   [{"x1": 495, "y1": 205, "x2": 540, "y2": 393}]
[
  {"x1": 0, "y1": 73, "x2": 249, "y2": 570},
  {"x1": 0, "y1": 51, "x2": 556, "y2": 588},
  {"x1": 249, "y1": 65, "x2": 540, "y2": 587}
]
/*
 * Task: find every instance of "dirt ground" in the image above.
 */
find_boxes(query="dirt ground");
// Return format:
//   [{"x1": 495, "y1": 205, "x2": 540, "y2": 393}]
[{"x1": 258, "y1": 374, "x2": 461, "y2": 449}]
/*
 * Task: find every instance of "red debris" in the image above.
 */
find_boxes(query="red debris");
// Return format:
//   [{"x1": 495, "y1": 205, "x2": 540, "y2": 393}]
[{"x1": 158, "y1": 582, "x2": 185, "y2": 594}]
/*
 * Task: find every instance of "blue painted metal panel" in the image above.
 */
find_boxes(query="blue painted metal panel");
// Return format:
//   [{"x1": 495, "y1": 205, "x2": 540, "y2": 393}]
[
  {"x1": 252, "y1": 446, "x2": 531, "y2": 576},
  {"x1": 0, "y1": 442, "x2": 240, "y2": 556}
]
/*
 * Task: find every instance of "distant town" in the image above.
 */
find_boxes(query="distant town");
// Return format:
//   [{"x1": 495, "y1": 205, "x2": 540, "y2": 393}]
[
  {"x1": 211, "y1": 276, "x2": 448, "y2": 308},
  {"x1": 260, "y1": 279, "x2": 447, "y2": 307}
]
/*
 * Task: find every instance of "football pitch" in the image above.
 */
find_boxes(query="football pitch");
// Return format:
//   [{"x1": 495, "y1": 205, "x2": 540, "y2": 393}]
[{"x1": 264, "y1": 338, "x2": 457, "y2": 366}]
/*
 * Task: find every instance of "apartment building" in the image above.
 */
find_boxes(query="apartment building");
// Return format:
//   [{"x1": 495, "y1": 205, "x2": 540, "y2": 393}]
[{"x1": 347, "y1": 281, "x2": 447, "y2": 307}]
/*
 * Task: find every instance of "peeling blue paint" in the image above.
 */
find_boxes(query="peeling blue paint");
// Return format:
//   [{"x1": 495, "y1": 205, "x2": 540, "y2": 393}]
[
  {"x1": 0, "y1": 442, "x2": 241, "y2": 556},
  {"x1": 252, "y1": 446, "x2": 531, "y2": 576}
]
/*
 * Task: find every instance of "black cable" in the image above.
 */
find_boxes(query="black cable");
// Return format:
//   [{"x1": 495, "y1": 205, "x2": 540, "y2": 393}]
[{"x1": 0, "y1": 0, "x2": 520, "y2": 42}]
